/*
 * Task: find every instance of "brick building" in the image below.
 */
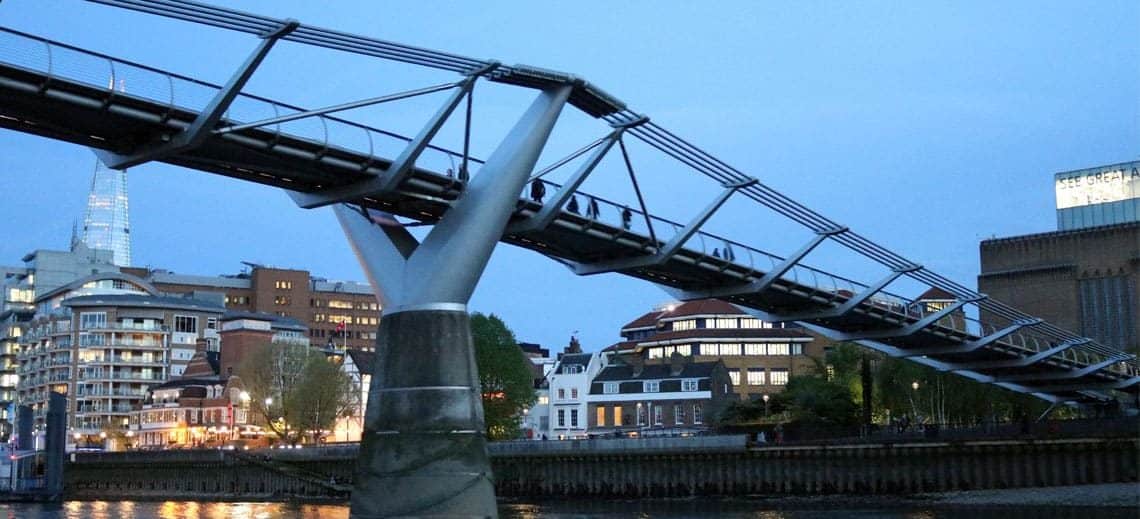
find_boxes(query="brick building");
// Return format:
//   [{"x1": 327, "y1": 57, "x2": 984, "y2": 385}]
[
  {"x1": 979, "y1": 222, "x2": 1139, "y2": 353},
  {"x1": 122, "y1": 265, "x2": 380, "y2": 351},
  {"x1": 605, "y1": 299, "x2": 826, "y2": 401}
]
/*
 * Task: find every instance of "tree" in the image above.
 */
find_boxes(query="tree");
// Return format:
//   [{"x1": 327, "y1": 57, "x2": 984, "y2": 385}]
[
  {"x1": 236, "y1": 341, "x2": 352, "y2": 443},
  {"x1": 470, "y1": 313, "x2": 536, "y2": 441},
  {"x1": 286, "y1": 354, "x2": 355, "y2": 443}
]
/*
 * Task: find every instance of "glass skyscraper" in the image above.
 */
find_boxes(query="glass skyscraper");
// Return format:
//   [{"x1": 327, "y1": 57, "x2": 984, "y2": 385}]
[{"x1": 82, "y1": 160, "x2": 131, "y2": 266}]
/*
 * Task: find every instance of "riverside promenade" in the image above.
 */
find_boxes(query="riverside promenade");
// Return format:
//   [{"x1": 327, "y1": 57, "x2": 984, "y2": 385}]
[{"x1": 64, "y1": 424, "x2": 1138, "y2": 501}]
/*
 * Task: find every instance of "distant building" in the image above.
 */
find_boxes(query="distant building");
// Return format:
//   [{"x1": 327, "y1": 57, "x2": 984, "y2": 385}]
[
  {"x1": 979, "y1": 222, "x2": 1139, "y2": 353},
  {"x1": 605, "y1": 299, "x2": 825, "y2": 401},
  {"x1": 518, "y1": 342, "x2": 555, "y2": 440},
  {"x1": 81, "y1": 160, "x2": 131, "y2": 266},
  {"x1": 587, "y1": 354, "x2": 733, "y2": 437},
  {"x1": 1054, "y1": 161, "x2": 1140, "y2": 231},
  {"x1": 332, "y1": 348, "x2": 374, "y2": 443},
  {"x1": 123, "y1": 265, "x2": 380, "y2": 351},
  {"x1": 545, "y1": 351, "x2": 604, "y2": 440},
  {"x1": 16, "y1": 271, "x2": 224, "y2": 437}
]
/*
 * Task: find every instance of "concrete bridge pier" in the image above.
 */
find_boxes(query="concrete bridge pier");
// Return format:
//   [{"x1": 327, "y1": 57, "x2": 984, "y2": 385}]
[{"x1": 333, "y1": 85, "x2": 572, "y2": 518}]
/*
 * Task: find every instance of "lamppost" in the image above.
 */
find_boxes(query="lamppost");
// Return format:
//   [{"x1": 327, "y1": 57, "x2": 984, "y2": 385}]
[
  {"x1": 762, "y1": 394, "x2": 770, "y2": 418},
  {"x1": 910, "y1": 381, "x2": 920, "y2": 423}
]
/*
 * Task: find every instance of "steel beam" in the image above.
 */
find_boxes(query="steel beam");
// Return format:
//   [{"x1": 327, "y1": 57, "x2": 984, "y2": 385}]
[
  {"x1": 834, "y1": 295, "x2": 985, "y2": 341},
  {"x1": 990, "y1": 356, "x2": 1125, "y2": 383},
  {"x1": 95, "y1": 19, "x2": 298, "y2": 169},
  {"x1": 1030, "y1": 376, "x2": 1140, "y2": 393},
  {"x1": 508, "y1": 130, "x2": 623, "y2": 234},
  {"x1": 291, "y1": 63, "x2": 499, "y2": 209},
  {"x1": 572, "y1": 178, "x2": 757, "y2": 275},
  {"x1": 900, "y1": 318, "x2": 1044, "y2": 357},
  {"x1": 943, "y1": 337, "x2": 1087, "y2": 371},
  {"x1": 776, "y1": 264, "x2": 921, "y2": 322}
]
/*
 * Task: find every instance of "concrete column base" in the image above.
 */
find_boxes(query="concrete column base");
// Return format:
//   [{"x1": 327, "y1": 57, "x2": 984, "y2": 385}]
[{"x1": 350, "y1": 309, "x2": 497, "y2": 519}]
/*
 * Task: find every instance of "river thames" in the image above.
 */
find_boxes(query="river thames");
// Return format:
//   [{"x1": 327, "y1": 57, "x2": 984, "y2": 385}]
[{"x1": 0, "y1": 500, "x2": 1135, "y2": 518}]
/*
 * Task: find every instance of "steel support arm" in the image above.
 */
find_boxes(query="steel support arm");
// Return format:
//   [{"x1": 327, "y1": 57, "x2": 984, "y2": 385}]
[
  {"x1": 1030, "y1": 376, "x2": 1140, "y2": 393},
  {"x1": 292, "y1": 63, "x2": 499, "y2": 209},
  {"x1": 508, "y1": 129, "x2": 623, "y2": 234},
  {"x1": 943, "y1": 337, "x2": 1086, "y2": 371},
  {"x1": 777, "y1": 264, "x2": 921, "y2": 322},
  {"x1": 571, "y1": 178, "x2": 757, "y2": 275},
  {"x1": 835, "y1": 295, "x2": 985, "y2": 341},
  {"x1": 990, "y1": 356, "x2": 1124, "y2": 383},
  {"x1": 900, "y1": 318, "x2": 1044, "y2": 357},
  {"x1": 96, "y1": 20, "x2": 299, "y2": 169}
]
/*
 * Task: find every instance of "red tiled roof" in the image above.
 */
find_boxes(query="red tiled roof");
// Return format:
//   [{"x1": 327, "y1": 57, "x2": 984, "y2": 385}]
[
  {"x1": 620, "y1": 298, "x2": 747, "y2": 331},
  {"x1": 620, "y1": 310, "x2": 664, "y2": 331}
]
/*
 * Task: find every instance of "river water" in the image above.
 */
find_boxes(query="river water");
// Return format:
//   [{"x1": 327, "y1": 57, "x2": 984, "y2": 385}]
[{"x1": 0, "y1": 500, "x2": 1134, "y2": 518}]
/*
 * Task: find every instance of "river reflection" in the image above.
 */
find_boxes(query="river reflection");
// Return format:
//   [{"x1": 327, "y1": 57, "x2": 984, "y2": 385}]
[{"x1": 0, "y1": 500, "x2": 1133, "y2": 518}]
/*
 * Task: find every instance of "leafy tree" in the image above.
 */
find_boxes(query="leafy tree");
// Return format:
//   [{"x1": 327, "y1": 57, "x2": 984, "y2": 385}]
[
  {"x1": 236, "y1": 341, "x2": 352, "y2": 443},
  {"x1": 471, "y1": 313, "x2": 536, "y2": 441},
  {"x1": 286, "y1": 354, "x2": 355, "y2": 443},
  {"x1": 780, "y1": 375, "x2": 860, "y2": 427}
]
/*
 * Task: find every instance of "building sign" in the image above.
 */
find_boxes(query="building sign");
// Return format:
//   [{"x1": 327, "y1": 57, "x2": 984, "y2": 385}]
[{"x1": 1054, "y1": 161, "x2": 1140, "y2": 210}]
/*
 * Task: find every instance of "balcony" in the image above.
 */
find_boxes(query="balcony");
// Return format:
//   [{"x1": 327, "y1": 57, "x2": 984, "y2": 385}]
[{"x1": 81, "y1": 323, "x2": 170, "y2": 333}]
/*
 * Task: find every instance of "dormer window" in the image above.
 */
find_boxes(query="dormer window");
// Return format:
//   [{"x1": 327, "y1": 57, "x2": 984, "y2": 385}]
[{"x1": 643, "y1": 381, "x2": 660, "y2": 393}]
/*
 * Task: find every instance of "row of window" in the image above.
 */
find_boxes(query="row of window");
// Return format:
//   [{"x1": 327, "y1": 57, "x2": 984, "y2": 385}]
[
  {"x1": 309, "y1": 329, "x2": 377, "y2": 341},
  {"x1": 601, "y1": 379, "x2": 700, "y2": 394},
  {"x1": 669, "y1": 317, "x2": 771, "y2": 331},
  {"x1": 728, "y1": 368, "x2": 789, "y2": 386},
  {"x1": 595, "y1": 403, "x2": 704, "y2": 427},
  {"x1": 646, "y1": 342, "x2": 803, "y2": 359},
  {"x1": 314, "y1": 299, "x2": 379, "y2": 311}
]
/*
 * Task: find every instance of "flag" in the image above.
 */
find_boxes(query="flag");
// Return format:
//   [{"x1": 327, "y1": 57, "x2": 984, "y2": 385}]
[{"x1": 335, "y1": 320, "x2": 346, "y2": 335}]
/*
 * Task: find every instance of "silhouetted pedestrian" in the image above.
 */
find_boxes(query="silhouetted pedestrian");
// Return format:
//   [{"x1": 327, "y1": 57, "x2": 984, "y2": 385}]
[
  {"x1": 587, "y1": 196, "x2": 600, "y2": 219},
  {"x1": 530, "y1": 179, "x2": 546, "y2": 203},
  {"x1": 567, "y1": 195, "x2": 580, "y2": 214},
  {"x1": 458, "y1": 166, "x2": 469, "y2": 182},
  {"x1": 621, "y1": 206, "x2": 632, "y2": 230},
  {"x1": 712, "y1": 248, "x2": 720, "y2": 258}
]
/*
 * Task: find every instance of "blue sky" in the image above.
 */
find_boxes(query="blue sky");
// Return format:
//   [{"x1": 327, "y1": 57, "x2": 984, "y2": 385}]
[{"x1": 0, "y1": 1, "x2": 1137, "y2": 352}]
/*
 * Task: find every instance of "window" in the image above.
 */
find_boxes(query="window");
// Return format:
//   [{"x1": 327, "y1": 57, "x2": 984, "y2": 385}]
[
  {"x1": 557, "y1": 409, "x2": 565, "y2": 427},
  {"x1": 671, "y1": 319, "x2": 696, "y2": 331},
  {"x1": 653, "y1": 405, "x2": 662, "y2": 425},
  {"x1": 557, "y1": 388, "x2": 565, "y2": 400},
  {"x1": 681, "y1": 379, "x2": 699, "y2": 392},
  {"x1": 603, "y1": 382, "x2": 618, "y2": 394},
  {"x1": 570, "y1": 388, "x2": 578, "y2": 399},
  {"x1": 770, "y1": 368, "x2": 789, "y2": 385},
  {"x1": 674, "y1": 404, "x2": 685, "y2": 425},
  {"x1": 538, "y1": 395, "x2": 549, "y2": 405},
  {"x1": 744, "y1": 343, "x2": 766, "y2": 356},
  {"x1": 274, "y1": 281, "x2": 293, "y2": 290},
  {"x1": 79, "y1": 312, "x2": 106, "y2": 330},
  {"x1": 79, "y1": 333, "x2": 105, "y2": 347},
  {"x1": 274, "y1": 296, "x2": 290, "y2": 306},
  {"x1": 739, "y1": 318, "x2": 769, "y2": 329},
  {"x1": 747, "y1": 368, "x2": 765, "y2": 385},
  {"x1": 206, "y1": 317, "x2": 217, "y2": 330},
  {"x1": 328, "y1": 300, "x2": 353, "y2": 309},
  {"x1": 597, "y1": 407, "x2": 606, "y2": 426},
  {"x1": 768, "y1": 343, "x2": 790, "y2": 355},
  {"x1": 693, "y1": 403, "x2": 703, "y2": 424},
  {"x1": 728, "y1": 369, "x2": 740, "y2": 386},
  {"x1": 570, "y1": 409, "x2": 579, "y2": 428},
  {"x1": 712, "y1": 317, "x2": 737, "y2": 329},
  {"x1": 674, "y1": 344, "x2": 691, "y2": 356},
  {"x1": 791, "y1": 343, "x2": 803, "y2": 355},
  {"x1": 643, "y1": 381, "x2": 660, "y2": 393},
  {"x1": 174, "y1": 315, "x2": 198, "y2": 333},
  {"x1": 614, "y1": 405, "x2": 623, "y2": 426}
]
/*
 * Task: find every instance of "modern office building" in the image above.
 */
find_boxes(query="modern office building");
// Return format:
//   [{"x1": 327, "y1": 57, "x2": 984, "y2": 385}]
[
  {"x1": 16, "y1": 271, "x2": 224, "y2": 435},
  {"x1": 605, "y1": 299, "x2": 825, "y2": 400},
  {"x1": 979, "y1": 161, "x2": 1140, "y2": 354},
  {"x1": 81, "y1": 160, "x2": 131, "y2": 267}
]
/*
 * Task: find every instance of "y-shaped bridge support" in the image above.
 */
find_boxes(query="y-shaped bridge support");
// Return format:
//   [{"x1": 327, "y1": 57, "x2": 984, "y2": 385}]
[{"x1": 334, "y1": 85, "x2": 571, "y2": 518}]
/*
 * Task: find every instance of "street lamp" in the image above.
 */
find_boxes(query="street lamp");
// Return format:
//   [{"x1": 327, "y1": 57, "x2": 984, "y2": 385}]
[
  {"x1": 909, "y1": 381, "x2": 920, "y2": 424},
  {"x1": 762, "y1": 394, "x2": 770, "y2": 417}
]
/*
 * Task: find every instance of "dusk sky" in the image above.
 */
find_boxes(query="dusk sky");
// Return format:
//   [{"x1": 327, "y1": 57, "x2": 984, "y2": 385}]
[{"x1": 0, "y1": 1, "x2": 1136, "y2": 353}]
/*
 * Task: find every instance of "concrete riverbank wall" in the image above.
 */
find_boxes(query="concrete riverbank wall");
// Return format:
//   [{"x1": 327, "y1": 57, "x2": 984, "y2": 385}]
[{"x1": 63, "y1": 436, "x2": 1138, "y2": 500}]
